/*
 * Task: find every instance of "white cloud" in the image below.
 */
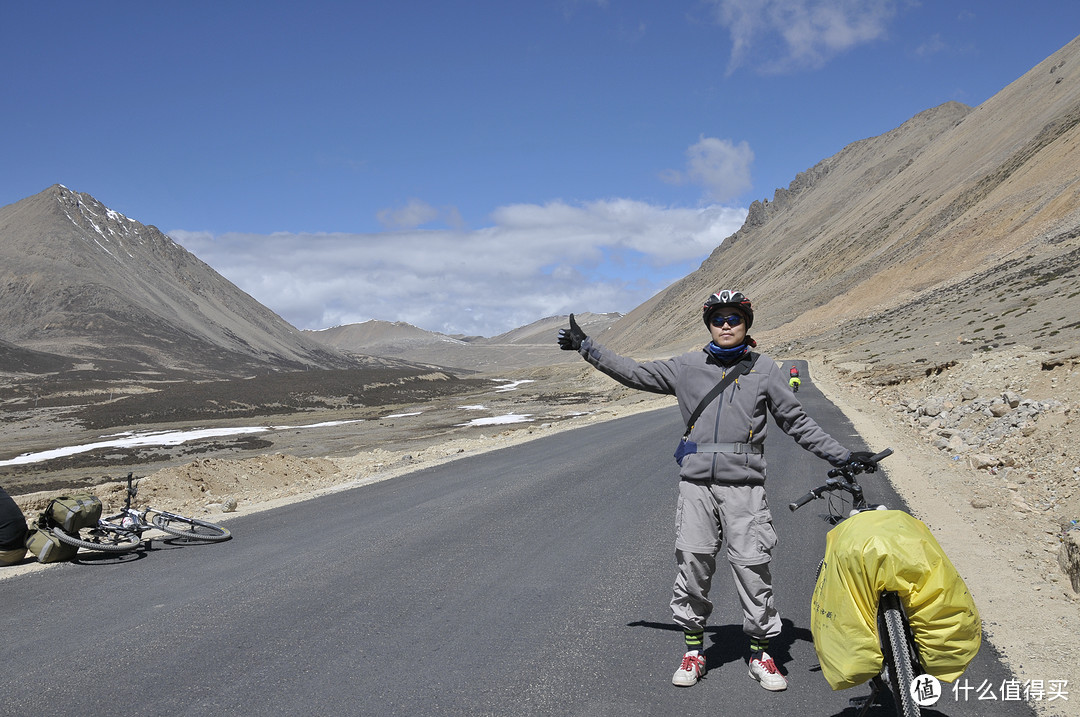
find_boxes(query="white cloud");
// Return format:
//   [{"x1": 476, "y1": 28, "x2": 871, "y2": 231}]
[
  {"x1": 376, "y1": 198, "x2": 463, "y2": 229},
  {"x1": 914, "y1": 33, "x2": 946, "y2": 58},
  {"x1": 170, "y1": 199, "x2": 746, "y2": 337},
  {"x1": 663, "y1": 136, "x2": 754, "y2": 202},
  {"x1": 711, "y1": 0, "x2": 896, "y2": 74}
]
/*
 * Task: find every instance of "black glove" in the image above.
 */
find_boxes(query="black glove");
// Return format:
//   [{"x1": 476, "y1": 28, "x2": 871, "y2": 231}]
[
  {"x1": 847, "y1": 451, "x2": 878, "y2": 472},
  {"x1": 557, "y1": 313, "x2": 587, "y2": 351}
]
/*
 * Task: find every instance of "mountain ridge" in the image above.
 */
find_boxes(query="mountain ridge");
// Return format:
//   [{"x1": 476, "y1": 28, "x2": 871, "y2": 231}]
[
  {"x1": 3, "y1": 38, "x2": 1080, "y2": 386},
  {"x1": 0, "y1": 185, "x2": 357, "y2": 378},
  {"x1": 597, "y1": 35, "x2": 1080, "y2": 379},
  {"x1": 305, "y1": 313, "x2": 623, "y2": 371}
]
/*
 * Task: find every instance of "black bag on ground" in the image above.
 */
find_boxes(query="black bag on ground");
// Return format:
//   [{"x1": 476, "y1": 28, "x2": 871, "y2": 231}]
[{"x1": 46, "y1": 495, "x2": 102, "y2": 532}]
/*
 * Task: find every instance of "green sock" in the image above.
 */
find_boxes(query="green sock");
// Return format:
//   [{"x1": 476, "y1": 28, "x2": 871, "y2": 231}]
[
  {"x1": 750, "y1": 637, "x2": 769, "y2": 659},
  {"x1": 684, "y1": 629, "x2": 705, "y2": 654}
]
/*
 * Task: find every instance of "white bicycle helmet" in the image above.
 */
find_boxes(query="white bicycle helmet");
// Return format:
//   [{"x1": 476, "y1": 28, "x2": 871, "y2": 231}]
[{"x1": 702, "y1": 290, "x2": 754, "y2": 329}]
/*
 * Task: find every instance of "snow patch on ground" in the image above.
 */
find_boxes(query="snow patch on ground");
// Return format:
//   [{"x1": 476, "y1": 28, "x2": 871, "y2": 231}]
[
  {"x1": 456, "y1": 413, "x2": 533, "y2": 427},
  {"x1": 0, "y1": 420, "x2": 363, "y2": 466},
  {"x1": 490, "y1": 379, "x2": 535, "y2": 392}
]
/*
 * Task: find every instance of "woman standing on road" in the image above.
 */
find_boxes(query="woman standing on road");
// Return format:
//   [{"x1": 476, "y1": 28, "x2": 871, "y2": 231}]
[{"x1": 557, "y1": 290, "x2": 873, "y2": 692}]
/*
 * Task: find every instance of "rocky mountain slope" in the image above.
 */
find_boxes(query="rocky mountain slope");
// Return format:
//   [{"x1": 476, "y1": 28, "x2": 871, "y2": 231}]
[
  {"x1": 598, "y1": 36, "x2": 1080, "y2": 379},
  {"x1": 0, "y1": 337, "x2": 74, "y2": 374},
  {"x1": 0, "y1": 185, "x2": 356, "y2": 379}
]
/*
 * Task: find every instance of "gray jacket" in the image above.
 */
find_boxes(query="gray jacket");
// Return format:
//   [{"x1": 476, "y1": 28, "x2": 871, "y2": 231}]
[{"x1": 577, "y1": 338, "x2": 851, "y2": 485}]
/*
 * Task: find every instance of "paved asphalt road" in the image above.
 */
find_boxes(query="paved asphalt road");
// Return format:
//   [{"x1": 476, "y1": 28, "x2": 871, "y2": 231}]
[{"x1": 2, "y1": 361, "x2": 1034, "y2": 716}]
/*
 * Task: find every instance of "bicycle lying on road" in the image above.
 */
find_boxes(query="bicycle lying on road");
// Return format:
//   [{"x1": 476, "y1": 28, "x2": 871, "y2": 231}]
[
  {"x1": 50, "y1": 472, "x2": 231, "y2": 554},
  {"x1": 789, "y1": 449, "x2": 981, "y2": 717}
]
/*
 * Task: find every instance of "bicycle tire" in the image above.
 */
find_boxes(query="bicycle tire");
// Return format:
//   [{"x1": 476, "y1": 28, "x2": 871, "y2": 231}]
[
  {"x1": 880, "y1": 594, "x2": 920, "y2": 717},
  {"x1": 51, "y1": 525, "x2": 143, "y2": 554},
  {"x1": 151, "y1": 512, "x2": 231, "y2": 542}
]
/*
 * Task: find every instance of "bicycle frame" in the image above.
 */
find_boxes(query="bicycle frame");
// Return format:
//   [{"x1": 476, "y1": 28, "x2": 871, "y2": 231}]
[
  {"x1": 112, "y1": 472, "x2": 232, "y2": 543},
  {"x1": 98, "y1": 473, "x2": 152, "y2": 535},
  {"x1": 789, "y1": 449, "x2": 927, "y2": 717},
  {"x1": 51, "y1": 472, "x2": 231, "y2": 554}
]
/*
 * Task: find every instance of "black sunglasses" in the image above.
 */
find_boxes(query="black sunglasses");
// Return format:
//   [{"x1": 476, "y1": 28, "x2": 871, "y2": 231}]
[{"x1": 709, "y1": 314, "x2": 744, "y2": 328}]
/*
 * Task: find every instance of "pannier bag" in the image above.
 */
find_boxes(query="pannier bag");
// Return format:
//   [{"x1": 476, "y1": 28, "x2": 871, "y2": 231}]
[
  {"x1": 810, "y1": 509, "x2": 981, "y2": 690},
  {"x1": 25, "y1": 526, "x2": 78, "y2": 563},
  {"x1": 46, "y1": 495, "x2": 103, "y2": 533}
]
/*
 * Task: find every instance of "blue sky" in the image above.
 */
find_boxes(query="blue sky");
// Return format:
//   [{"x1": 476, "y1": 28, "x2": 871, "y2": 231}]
[{"x1": 3, "y1": 1, "x2": 1078, "y2": 336}]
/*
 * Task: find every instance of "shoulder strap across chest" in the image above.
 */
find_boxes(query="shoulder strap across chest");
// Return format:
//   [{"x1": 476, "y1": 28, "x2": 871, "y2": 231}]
[{"x1": 682, "y1": 351, "x2": 758, "y2": 439}]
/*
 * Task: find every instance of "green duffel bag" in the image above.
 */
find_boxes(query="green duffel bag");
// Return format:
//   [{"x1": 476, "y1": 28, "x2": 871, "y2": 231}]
[
  {"x1": 46, "y1": 495, "x2": 102, "y2": 532},
  {"x1": 25, "y1": 527, "x2": 78, "y2": 563}
]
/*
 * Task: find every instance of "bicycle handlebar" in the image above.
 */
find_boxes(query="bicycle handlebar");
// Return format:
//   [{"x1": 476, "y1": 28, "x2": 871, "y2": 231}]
[
  {"x1": 870, "y1": 448, "x2": 894, "y2": 462},
  {"x1": 789, "y1": 448, "x2": 893, "y2": 512},
  {"x1": 789, "y1": 490, "x2": 819, "y2": 511},
  {"x1": 825, "y1": 448, "x2": 893, "y2": 478}
]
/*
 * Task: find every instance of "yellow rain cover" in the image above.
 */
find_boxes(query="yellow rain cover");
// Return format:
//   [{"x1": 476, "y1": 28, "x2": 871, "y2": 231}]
[{"x1": 810, "y1": 509, "x2": 981, "y2": 690}]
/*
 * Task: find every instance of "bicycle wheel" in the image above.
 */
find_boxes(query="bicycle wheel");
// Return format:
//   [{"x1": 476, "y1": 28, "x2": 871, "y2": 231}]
[
  {"x1": 51, "y1": 525, "x2": 143, "y2": 554},
  {"x1": 880, "y1": 593, "x2": 920, "y2": 717},
  {"x1": 151, "y1": 511, "x2": 231, "y2": 542}
]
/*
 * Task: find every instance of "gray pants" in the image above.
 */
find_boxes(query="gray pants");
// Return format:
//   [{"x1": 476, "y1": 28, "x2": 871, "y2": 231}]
[{"x1": 669, "y1": 481, "x2": 782, "y2": 639}]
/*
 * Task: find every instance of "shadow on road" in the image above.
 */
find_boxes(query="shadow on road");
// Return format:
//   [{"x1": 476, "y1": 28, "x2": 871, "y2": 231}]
[{"x1": 626, "y1": 617, "x2": 814, "y2": 678}]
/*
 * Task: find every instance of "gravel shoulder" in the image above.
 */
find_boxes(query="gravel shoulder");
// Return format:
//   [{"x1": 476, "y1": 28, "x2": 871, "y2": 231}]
[{"x1": 812, "y1": 350, "x2": 1078, "y2": 717}]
